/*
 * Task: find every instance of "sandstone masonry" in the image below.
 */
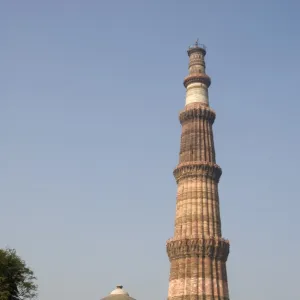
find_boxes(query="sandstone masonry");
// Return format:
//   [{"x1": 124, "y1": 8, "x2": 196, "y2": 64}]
[{"x1": 166, "y1": 41, "x2": 230, "y2": 300}]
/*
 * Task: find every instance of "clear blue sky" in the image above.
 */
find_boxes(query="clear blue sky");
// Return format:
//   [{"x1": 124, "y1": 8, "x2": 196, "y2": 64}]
[{"x1": 1, "y1": 1, "x2": 300, "y2": 299}]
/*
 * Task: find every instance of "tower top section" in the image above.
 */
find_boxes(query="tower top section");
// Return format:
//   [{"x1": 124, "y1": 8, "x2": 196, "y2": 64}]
[
  {"x1": 184, "y1": 39, "x2": 210, "y2": 106},
  {"x1": 187, "y1": 39, "x2": 207, "y2": 56}
]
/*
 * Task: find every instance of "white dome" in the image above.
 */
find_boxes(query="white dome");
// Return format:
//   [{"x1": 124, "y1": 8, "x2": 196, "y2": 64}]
[{"x1": 110, "y1": 286, "x2": 129, "y2": 296}]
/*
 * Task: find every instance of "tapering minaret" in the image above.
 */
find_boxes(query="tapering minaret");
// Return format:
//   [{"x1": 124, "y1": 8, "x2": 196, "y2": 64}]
[{"x1": 166, "y1": 41, "x2": 230, "y2": 300}]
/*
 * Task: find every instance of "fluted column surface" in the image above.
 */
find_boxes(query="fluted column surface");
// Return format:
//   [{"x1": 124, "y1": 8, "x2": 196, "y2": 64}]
[{"x1": 166, "y1": 45, "x2": 230, "y2": 300}]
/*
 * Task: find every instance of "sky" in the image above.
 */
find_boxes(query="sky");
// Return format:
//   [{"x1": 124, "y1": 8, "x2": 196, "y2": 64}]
[{"x1": 1, "y1": 1, "x2": 300, "y2": 299}]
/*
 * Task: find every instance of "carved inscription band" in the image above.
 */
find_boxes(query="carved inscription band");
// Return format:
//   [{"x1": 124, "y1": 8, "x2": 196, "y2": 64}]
[
  {"x1": 166, "y1": 237, "x2": 230, "y2": 262},
  {"x1": 173, "y1": 161, "x2": 222, "y2": 183},
  {"x1": 184, "y1": 74, "x2": 211, "y2": 88},
  {"x1": 179, "y1": 106, "x2": 216, "y2": 124}
]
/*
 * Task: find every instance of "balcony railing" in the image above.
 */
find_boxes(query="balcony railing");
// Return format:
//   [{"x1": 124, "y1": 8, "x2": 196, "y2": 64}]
[{"x1": 188, "y1": 43, "x2": 206, "y2": 50}]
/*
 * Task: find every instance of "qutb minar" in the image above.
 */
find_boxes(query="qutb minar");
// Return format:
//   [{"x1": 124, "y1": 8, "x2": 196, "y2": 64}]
[{"x1": 166, "y1": 41, "x2": 230, "y2": 300}]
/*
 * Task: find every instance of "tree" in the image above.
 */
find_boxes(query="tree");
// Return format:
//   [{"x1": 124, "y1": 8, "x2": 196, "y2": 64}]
[{"x1": 0, "y1": 248, "x2": 37, "y2": 300}]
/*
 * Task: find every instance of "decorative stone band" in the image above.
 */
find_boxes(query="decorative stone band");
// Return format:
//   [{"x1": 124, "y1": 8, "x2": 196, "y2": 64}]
[
  {"x1": 188, "y1": 60, "x2": 206, "y2": 68},
  {"x1": 179, "y1": 105, "x2": 216, "y2": 124},
  {"x1": 184, "y1": 74, "x2": 211, "y2": 88},
  {"x1": 166, "y1": 237, "x2": 230, "y2": 262},
  {"x1": 173, "y1": 162, "x2": 222, "y2": 183}
]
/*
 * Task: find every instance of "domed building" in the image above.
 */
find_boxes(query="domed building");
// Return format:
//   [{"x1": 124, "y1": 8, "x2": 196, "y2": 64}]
[{"x1": 101, "y1": 286, "x2": 136, "y2": 300}]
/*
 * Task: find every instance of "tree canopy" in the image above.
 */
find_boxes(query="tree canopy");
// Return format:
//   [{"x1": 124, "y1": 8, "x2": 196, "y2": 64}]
[{"x1": 0, "y1": 248, "x2": 37, "y2": 300}]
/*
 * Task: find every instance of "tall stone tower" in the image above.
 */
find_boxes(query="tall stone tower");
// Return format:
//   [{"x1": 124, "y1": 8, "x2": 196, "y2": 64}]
[{"x1": 166, "y1": 41, "x2": 230, "y2": 300}]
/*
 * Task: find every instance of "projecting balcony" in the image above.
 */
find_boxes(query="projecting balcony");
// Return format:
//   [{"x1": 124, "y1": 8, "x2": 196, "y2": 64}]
[{"x1": 188, "y1": 43, "x2": 206, "y2": 50}]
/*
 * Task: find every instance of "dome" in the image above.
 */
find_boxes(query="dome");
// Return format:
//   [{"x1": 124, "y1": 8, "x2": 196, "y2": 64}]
[
  {"x1": 110, "y1": 286, "x2": 129, "y2": 295},
  {"x1": 101, "y1": 286, "x2": 136, "y2": 300}
]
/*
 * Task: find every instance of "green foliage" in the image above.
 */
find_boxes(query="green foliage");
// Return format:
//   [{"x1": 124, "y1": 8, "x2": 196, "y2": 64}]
[{"x1": 0, "y1": 248, "x2": 37, "y2": 300}]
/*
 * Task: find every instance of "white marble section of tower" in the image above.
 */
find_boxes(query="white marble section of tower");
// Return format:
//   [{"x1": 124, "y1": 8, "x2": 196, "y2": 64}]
[{"x1": 185, "y1": 43, "x2": 210, "y2": 106}]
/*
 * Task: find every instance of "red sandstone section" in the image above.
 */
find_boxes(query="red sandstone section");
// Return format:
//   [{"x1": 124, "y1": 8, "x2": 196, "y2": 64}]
[{"x1": 166, "y1": 43, "x2": 230, "y2": 300}]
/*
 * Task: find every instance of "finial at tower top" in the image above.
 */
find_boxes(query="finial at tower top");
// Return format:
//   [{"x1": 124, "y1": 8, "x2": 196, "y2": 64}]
[{"x1": 187, "y1": 39, "x2": 206, "y2": 56}]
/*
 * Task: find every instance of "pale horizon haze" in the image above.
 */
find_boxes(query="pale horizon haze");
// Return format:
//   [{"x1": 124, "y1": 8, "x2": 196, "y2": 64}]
[{"x1": 1, "y1": 1, "x2": 300, "y2": 300}]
